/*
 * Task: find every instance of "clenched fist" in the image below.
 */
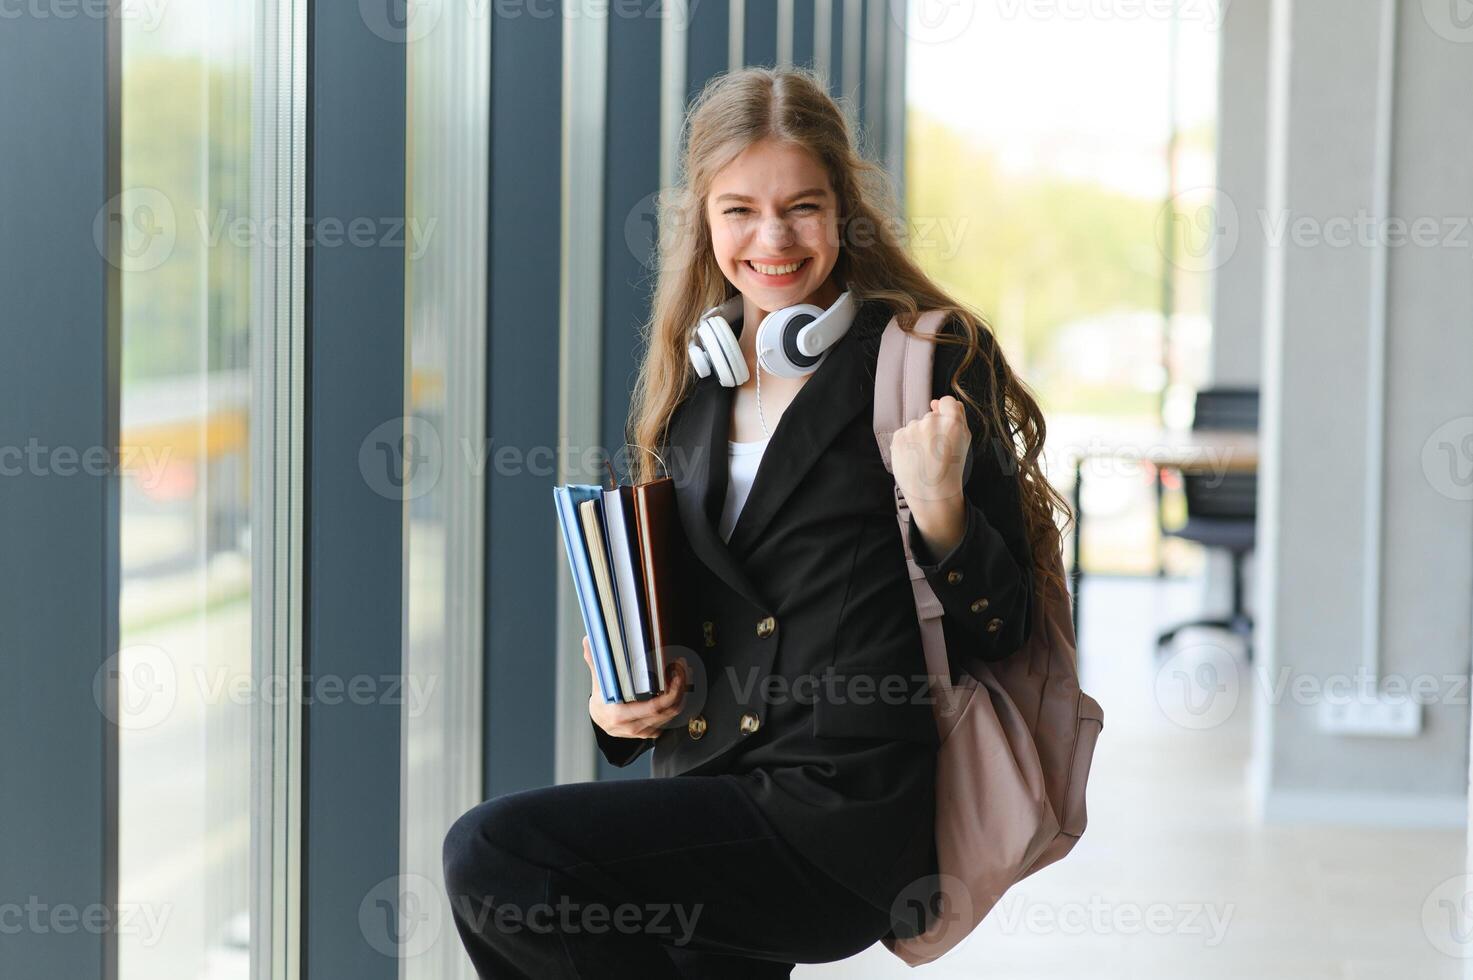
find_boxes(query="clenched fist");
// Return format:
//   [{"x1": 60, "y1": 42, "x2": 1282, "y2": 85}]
[{"x1": 889, "y1": 394, "x2": 970, "y2": 557}]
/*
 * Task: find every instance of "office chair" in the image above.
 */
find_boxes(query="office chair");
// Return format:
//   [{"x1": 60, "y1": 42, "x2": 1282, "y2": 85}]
[{"x1": 1156, "y1": 387, "x2": 1259, "y2": 660}]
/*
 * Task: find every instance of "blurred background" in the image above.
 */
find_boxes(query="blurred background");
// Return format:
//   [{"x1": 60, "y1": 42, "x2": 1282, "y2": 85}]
[{"x1": 4, "y1": 1, "x2": 1472, "y2": 978}]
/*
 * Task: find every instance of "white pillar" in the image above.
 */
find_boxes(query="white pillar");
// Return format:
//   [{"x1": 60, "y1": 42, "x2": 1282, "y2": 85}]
[
  {"x1": 1209, "y1": 0, "x2": 1272, "y2": 387},
  {"x1": 1253, "y1": 0, "x2": 1473, "y2": 826}
]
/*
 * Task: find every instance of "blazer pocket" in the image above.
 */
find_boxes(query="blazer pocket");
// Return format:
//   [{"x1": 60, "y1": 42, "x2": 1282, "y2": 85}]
[{"x1": 810, "y1": 669, "x2": 939, "y2": 745}]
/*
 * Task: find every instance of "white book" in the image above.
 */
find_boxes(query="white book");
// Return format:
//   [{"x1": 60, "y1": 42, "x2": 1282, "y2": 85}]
[
  {"x1": 602, "y1": 486, "x2": 655, "y2": 697},
  {"x1": 578, "y1": 498, "x2": 637, "y2": 702}
]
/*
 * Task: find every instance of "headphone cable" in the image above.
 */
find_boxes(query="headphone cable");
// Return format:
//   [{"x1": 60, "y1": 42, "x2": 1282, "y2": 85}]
[{"x1": 755, "y1": 357, "x2": 771, "y2": 439}]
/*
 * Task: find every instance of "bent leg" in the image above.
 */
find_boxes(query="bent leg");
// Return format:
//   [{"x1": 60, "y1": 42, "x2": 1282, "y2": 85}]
[{"x1": 442, "y1": 774, "x2": 889, "y2": 979}]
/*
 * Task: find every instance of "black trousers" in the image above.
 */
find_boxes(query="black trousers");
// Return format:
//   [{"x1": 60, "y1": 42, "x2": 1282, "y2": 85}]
[{"x1": 441, "y1": 772, "x2": 896, "y2": 978}]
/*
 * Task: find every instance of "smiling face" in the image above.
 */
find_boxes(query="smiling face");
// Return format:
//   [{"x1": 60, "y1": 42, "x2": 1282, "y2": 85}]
[{"x1": 706, "y1": 138, "x2": 842, "y2": 322}]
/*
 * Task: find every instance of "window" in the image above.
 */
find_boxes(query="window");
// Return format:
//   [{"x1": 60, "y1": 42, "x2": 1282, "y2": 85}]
[
  {"x1": 116, "y1": 3, "x2": 304, "y2": 977},
  {"x1": 904, "y1": 3, "x2": 1219, "y2": 574},
  {"x1": 400, "y1": 8, "x2": 490, "y2": 980}
]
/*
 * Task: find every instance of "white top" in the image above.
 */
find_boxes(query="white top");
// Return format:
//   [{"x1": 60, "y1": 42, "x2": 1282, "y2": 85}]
[{"x1": 717, "y1": 436, "x2": 770, "y2": 542}]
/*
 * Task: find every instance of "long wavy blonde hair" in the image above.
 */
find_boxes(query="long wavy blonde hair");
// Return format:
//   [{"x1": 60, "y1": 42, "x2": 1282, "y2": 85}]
[{"x1": 626, "y1": 65, "x2": 1071, "y2": 603}]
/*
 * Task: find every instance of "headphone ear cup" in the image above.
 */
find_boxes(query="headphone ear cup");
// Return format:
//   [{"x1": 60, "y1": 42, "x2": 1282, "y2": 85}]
[
  {"x1": 696, "y1": 315, "x2": 749, "y2": 387},
  {"x1": 695, "y1": 320, "x2": 735, "y2": 387},
  {"x1": 712, "y1": 316, "x2": 749, "y2": 386},
  {"x1": 688, "y1": 341, "x2": 713, "y2": 379},
  {"x1": 755, "y1": 304, "x2": 825, "y2": 379}
]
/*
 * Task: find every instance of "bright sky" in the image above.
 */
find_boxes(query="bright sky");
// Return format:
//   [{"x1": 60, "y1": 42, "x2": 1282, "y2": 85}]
[{"x1": 904, "y1": 0, "x2": 1221, "y2": 199}]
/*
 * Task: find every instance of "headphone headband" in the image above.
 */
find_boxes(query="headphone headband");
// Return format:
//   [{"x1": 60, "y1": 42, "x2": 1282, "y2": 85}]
[{"x1": 687, "y1": 285, "x2": 857, "y2": 385}]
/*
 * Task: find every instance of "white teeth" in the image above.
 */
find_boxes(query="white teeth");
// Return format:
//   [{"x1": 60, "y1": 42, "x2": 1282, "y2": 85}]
[{"x1": 749, "y1": 259, "x2": 804, "y2": 276}]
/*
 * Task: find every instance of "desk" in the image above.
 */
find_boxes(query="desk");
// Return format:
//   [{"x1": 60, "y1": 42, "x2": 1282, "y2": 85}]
[{"x1": 1062, "y1": 427, "x2": 1260, "y2": 634}]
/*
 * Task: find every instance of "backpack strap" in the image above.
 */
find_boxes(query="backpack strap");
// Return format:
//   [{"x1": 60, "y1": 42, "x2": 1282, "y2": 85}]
[
  {"x1": 873, "y1": 309, "x2": 949, "y2": 469},
  {"x1": 873, "y1": 310, "x2": 959, "y2": 704}
]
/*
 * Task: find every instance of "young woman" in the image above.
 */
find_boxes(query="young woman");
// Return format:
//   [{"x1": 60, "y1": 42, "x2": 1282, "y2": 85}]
[{"x1": 443, "y1": 65, "x2": 1067, "y2": 979}]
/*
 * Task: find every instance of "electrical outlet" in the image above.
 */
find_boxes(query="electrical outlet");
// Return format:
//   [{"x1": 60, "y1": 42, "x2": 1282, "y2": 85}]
[{"x1": 1316, "y1": 696, "x2": 1422, "y2": 737}]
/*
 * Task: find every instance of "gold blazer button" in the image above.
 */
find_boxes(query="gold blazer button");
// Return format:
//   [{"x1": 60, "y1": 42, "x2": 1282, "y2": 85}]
[
  {"x1": 687, "y1": 715, "x2": 707, "y2": 739},
  {"x1": 756, "y1": 615, "x2": 776, "y2": 639},
  {"x1": 946, "y1": 569, "x2": 964, "y2": 585},
  {"x1": 970, "y1": 597, "x2": 990, "y2": 614},
  {"x1": 985, "y1": 617, "x2": 1003, "y2": 633},
  {"x1": 738, "y1": 712, "x2": 761, "y2": 734}
]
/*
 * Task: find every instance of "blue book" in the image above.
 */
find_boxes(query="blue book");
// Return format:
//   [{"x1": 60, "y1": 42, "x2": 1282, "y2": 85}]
[{"x1": 553, "y1": 484, "x2": 620, "y2": 703}]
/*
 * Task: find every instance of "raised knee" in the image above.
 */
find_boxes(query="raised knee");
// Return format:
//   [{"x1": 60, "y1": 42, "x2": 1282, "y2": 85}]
[
  {"x1": 441, "y1": 794, "x2": 536, "y2": 899},
  {"x1": 443, "y1": 804, "x2": 489, "y2": 898}
]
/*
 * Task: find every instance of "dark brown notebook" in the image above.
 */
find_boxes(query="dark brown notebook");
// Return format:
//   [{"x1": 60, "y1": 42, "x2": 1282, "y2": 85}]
[{"x1": 632, "y1": 477, "x2": 698, "y2": 693}]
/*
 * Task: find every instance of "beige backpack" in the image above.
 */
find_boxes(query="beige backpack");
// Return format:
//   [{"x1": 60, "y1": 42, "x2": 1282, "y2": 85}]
[{"x1": 872, "y1": 309, "x2": 1104, "y2": 966}]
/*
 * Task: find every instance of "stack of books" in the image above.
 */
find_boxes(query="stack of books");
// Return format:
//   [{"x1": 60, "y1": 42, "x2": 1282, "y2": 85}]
[{"x1": 553, "y1": 477, "x2": 693, "y2": 704}]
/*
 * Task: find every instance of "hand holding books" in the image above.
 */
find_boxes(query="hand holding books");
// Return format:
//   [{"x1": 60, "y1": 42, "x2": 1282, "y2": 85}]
[
  {"x1": 553, "y1": 447, "x2": 699, "y2": 707},
  {"x1": 584, "y1": 635, "x2": 689, "y2": 739}
]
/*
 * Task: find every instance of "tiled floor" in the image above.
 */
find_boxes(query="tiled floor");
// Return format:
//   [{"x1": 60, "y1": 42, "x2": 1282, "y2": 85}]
[{"x1": 801, "y1": 575, "x2": 1467, "y2": 979}]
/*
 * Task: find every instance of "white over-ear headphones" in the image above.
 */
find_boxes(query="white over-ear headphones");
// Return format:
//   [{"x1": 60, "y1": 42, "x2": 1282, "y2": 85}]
[{"x1": 687, "y1": 287, "x2": 859, "y2": 387}]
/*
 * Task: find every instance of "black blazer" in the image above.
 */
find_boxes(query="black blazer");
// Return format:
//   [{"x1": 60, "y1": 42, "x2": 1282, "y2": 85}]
[{"x1": 592, "y1": 297, "x2": 1035, "y2": 912}]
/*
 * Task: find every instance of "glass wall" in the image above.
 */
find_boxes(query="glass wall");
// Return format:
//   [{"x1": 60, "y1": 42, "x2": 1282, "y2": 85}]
[
  {"x1": 115, "y1": 3, "x2": 300, "y2": 977},
  {"x1": 904, "y1": 2, "x2": 1220, "y2": 574},
  {"x1": 402, "y1": 7, "x2": 490, "y2": 980}
]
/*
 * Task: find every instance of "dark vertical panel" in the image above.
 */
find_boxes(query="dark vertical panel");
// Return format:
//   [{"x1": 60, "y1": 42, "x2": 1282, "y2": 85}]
[
  {"x1": 859, "y1": 0, "x2": 881, "y2": 157},
  {"x1": 484, "y1": 6, "x2": 562, "y2": 794},
  {"x1": 598, "y1": 8, "x2": 664, "y2": 781},
  {"x1": 687, "y1": 0, "x2": 731, "y2": 102},
  {"x1": 854, "y1": 0, "x2": 871, "y2": 145},
  {"x1": 828, "y1": 0, "x2": 847, "y2": 101},
  {"x1": 304, "y1": 6, "x2": 405, "y2": 978},
  {"x1": 744, "y1": 1, "x2": 778, "y2": 67},
  {"x1": 792, "y1": 0, "x2": 817, "y2": 70},
  {"x1": 0, "y1": 12, "x2": 114, "y2": 980}
]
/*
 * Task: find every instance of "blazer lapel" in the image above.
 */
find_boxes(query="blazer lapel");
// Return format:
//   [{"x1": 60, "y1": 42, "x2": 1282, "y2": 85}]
[
  {"x1": 722, "y1": 311, "x2": 878, "y2": 558},
  {"x1": 665, "y1": 299, "x2": 886, "y2": 606},
  {"x1": 667, "y1": 375, "x2": 767, "y2": 611}
]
